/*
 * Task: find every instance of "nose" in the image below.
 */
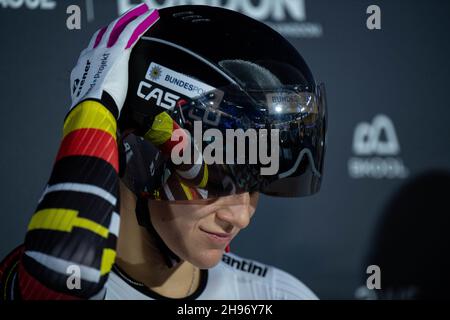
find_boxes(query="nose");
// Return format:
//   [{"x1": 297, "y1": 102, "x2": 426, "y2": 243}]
[{"x1": 214, "y1": 193, "x2": 254, "y2": 231}]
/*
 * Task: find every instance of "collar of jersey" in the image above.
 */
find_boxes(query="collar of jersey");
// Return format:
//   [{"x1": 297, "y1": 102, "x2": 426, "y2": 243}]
[{"x1": 111, "y1": 263, "x2": 208, "y2": 300}]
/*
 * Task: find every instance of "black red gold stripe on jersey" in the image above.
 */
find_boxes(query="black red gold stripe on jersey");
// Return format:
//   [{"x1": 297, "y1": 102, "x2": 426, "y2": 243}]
[
  {"x1": 36, "y1": 185, "x2": 117, "y2": 223},
  {"x1": 27, "y1": 190, "x2": 119, "y2": 242},
  {"x1": 22, "y1": 246, "x2": 115, "y2": 284},
  {"x1": 27, "y1": 206, "x2": 119, "y2": 239},
  {"x1": 48, "y1": 156, "x2": 118, "y2": 195},
  {"x1": 25, "y1": 226, "x2": 117, "y2": 262},
  {"x1": 63, "y1": 100, "x2": 117, "y2": 138},
  {"x1": 23, "y1": 200, "x2": 119, "y2": 289},
  {"x1": 57, "y1": 100, "x2": 118, "y2": 172},
  {"x1": 25, "y1": 209, "x2": 118, "y2": 270},
  {"x1": 17, "y1": 100, "x2": 121, "y2": 299},
  {"x1": 19, "y1": 260, "x2": 83, "y2": 300},
  {"x1": 56, "y1": 129, "x2": 118, "y2": 172},
  {"x1": 21, "y1": 233, "x2": 115, "y2": 298},
  {"x1": 0, "y1": 245, "x2": 23, "y2": 301}
]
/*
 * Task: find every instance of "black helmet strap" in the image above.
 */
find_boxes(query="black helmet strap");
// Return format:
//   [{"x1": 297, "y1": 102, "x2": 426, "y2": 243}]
[{"x1": 135, "y1": 196, "x2": 181, "y2": 268}]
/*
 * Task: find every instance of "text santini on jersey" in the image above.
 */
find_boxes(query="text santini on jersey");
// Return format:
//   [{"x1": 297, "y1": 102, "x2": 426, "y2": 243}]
[{"x1": 222, "y1": 254, "x2": 268, "y2": 277}]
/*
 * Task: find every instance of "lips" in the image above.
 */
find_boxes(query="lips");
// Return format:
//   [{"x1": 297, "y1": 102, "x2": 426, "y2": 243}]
[{"x1": 200, "y1": 227, "x2": 233, "y2": 243}]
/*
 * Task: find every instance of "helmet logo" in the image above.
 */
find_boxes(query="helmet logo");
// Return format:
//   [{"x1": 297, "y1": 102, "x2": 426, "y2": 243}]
[
  {"x1": 137, "y1": 81, "x2": 180, "y2": 109},
  {"x1": 148, "y1": 65, "x2": 162, "y2": 81},
  {"x1": 144, "y1": 62, "x2": 215, "y2": 99}
]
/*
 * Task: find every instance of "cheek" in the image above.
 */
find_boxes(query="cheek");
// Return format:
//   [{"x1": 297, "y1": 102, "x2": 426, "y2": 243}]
[
  {"x1": 149, "y1": 204, "x2": 202, "y2": 254},
  {"x1": 152, "y1": 213, "x2": 224, "y2": 268},
  {"x1": 148, "y1": 201, "x2": 225, "y2": 268},
  {"x1": 151, "y1": 212, "x2": 195, "y2": 247}
]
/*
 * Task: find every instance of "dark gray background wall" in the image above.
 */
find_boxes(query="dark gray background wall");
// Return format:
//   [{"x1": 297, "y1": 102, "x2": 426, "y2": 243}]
[{"x1": 1, "y1": 0, "x2": 449, "y2": 299}]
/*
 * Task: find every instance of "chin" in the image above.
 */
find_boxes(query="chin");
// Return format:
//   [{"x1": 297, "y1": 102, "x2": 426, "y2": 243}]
[{"x1": 188, "y1": 248, "x2": 225, "y2": 269}]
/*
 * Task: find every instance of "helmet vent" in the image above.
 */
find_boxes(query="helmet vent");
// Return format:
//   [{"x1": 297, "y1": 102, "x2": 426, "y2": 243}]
[
  {"x1": 172, "y1": 11, "x2": 211, "y2": 23},
  {"x1": 219, "y1": 60, "x2": 282, "y2": 90},
  {"x1": 191, "y1": 18, "x2": 211, "y2": 23},
  {"x1": 182, "y1": 14, "x2": 202, "y2": 20},
  {"x1": 172, "y1": 11, "x2": 194, "y2": 18}
]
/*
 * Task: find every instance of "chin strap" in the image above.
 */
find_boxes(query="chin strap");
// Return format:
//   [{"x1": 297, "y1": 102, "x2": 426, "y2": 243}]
[{"x1": 135, "y1": 196, "x2": 181, "y2": 268}]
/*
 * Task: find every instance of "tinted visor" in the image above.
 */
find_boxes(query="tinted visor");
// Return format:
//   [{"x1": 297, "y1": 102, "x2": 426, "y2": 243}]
[{"x1": 121, "y1": 83, "x2": 327, "y2": 199}]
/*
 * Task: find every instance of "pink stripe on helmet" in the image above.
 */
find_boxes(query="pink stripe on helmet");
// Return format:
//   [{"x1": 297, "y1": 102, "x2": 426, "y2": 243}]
[
  {"x1": 125, "y1": 10, "x2": 160, "y2": 49},
  {"x1": 107, "y1": 3, "x2": 149, "y2": 48}
]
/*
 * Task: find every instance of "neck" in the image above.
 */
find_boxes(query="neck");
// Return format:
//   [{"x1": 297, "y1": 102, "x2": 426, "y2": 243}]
[{"x1": 115, "y1": 181, "x2": 200, "y2": 298}]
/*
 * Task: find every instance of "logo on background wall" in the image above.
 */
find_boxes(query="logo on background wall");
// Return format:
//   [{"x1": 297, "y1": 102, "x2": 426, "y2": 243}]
[
  {"x1": 0, "y1": 0, "x2": 56, "y2": 9},
  {"x1": 117, "y1": 0, "x2": 323, "y2": 38},
  {"x1": 348, "y1": 114, "x2": 409, "y2": 179}
]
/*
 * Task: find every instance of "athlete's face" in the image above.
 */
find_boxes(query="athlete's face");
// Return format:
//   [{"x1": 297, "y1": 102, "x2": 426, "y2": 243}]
[{"x1": 148, "y1": 192, "x2": 259, "y2": 269}]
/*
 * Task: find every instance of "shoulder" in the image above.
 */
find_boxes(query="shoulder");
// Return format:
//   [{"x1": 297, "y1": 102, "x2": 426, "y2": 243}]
[{"x1": 211, "y1": 252, "x2": 318, "y2": 300}]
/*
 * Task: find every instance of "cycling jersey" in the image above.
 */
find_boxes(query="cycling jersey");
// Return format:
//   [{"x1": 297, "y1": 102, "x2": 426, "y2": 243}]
[{"x1": 1, "y1": 246, "x2": 317, "y2": 300}]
